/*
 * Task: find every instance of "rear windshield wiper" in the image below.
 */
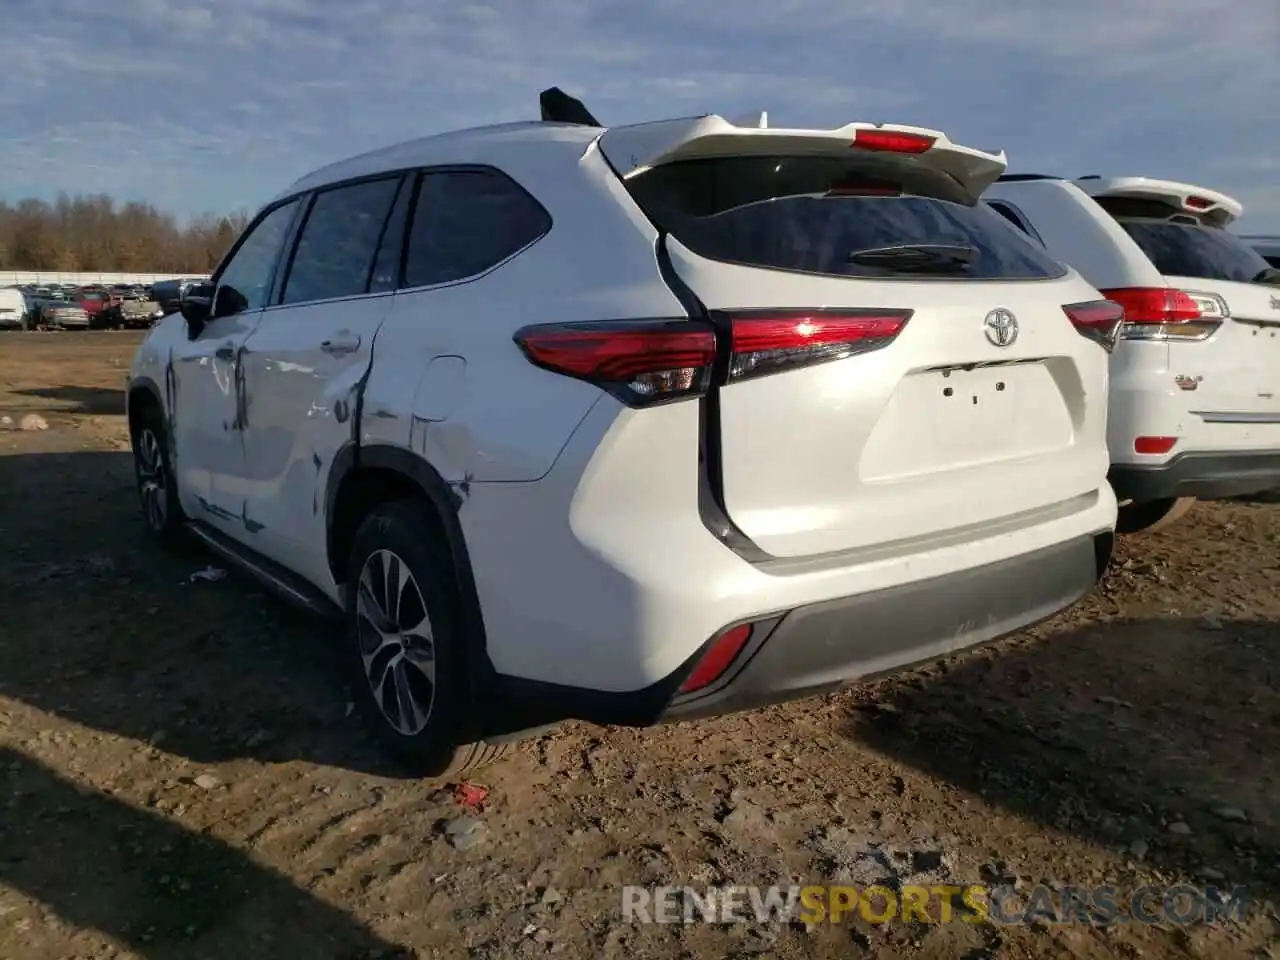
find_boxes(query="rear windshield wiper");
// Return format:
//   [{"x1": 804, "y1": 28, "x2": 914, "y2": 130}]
[
  {"x1": 1250, "y1": 266, "x2": 1280, "y2": 286},
  {"x1": 846, "y1": 243, "x2": 976, "y2": 274}
]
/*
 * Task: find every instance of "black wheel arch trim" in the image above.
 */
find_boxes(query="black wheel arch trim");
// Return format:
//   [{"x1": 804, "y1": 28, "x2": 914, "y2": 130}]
[
  {"x1": 325, "y1": 442, "x2": 497, "y2": 717},
  {"x1": 125, "y1": 375, "x2": 173, "y2": 453}
]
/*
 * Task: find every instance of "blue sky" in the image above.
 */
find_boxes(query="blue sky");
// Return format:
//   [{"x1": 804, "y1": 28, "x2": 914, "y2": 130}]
[{"x1": 2, "y1": 0, "x2": 1277, "y2": 232}]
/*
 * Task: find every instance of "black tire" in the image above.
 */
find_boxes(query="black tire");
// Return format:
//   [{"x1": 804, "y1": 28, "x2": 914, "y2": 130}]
[
  {"x1": 1116, "y1": 497, "x2": 1194, "y2": 536},
  {"x1": 345, "y1": 498, "x2": 508, "y2": 779},
  {"x1": 130, "y1": 403, "x2": 185, "y2": 543}
]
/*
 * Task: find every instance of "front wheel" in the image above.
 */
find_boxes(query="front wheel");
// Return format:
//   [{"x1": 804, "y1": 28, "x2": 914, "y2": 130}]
[
  {"x1": 131, "y1": 405, "x2": 185, "y2": 542},
  {"x1": 1116, "y1": 497, "x2": 1194, "y2": 536},
  {"x1": 345, "y1": 499, "x2": 508, "y2": 779}
]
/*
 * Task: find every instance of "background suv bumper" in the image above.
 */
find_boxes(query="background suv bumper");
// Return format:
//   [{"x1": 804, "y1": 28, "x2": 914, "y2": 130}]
[{"x1": 1111, "y1": 451, "x2": 1280, "y2": 502}]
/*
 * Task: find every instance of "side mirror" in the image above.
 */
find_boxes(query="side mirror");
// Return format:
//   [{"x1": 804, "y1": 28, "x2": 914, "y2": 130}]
[{"x1": 179, "y1": 281, "x2": 214, "y2": 334}]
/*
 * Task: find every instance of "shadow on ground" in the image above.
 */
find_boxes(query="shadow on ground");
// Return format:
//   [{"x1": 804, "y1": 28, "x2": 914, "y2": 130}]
[
  {"x1": 0, "y1": 450, "x2": 414, "y2": 778},
  {"x1": 14, "y1": 385, "x2": 125, "y2": 414},
  {"x1": 0, "y1": 747, "x2": 409, "y2": 959},
  {"x1": 847, "y1": 611, "x2": 1280, "y2": 900}
]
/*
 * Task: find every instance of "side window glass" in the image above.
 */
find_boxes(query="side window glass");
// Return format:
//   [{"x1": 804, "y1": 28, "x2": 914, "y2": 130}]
[
  {"x1": 987, "y1": 201, "x2": 1037, "y2": 240},
  {"x1": 368, "y1": 177, "x2": 413, "y2": 294},
  {"x1": 281, "y1": 178, "x2": 401, "y2": 305},
  {"x1": 215, "y1": 199, "x2": 299, "y2": 317},
  {"x1": 403, "y1": 169, "x2": 550, "y2": 288}
]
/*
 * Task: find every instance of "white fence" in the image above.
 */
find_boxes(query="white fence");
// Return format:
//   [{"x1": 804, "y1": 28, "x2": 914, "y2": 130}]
[{"x1": 0, "y1": 271, "x2": 208, "y2": 286}]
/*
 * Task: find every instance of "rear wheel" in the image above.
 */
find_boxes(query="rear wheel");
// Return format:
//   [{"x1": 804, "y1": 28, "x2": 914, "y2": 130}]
[
  {"x1": 1116, "y1": 497, "x2": 1194, "y2": 536},
  {"x1": 345, "y1": 499, "x2": 508, "y2": 779}
]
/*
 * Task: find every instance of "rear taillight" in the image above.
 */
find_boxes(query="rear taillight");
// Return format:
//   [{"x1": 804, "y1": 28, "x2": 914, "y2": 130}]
[
  {"x1": 1063, "y1": 299, "x2": 1125, "y2": 352},
  {"x1": 513, "y1": 310, "x2": 912, "y2": 406},
  {"x1": 513, "y1": 320, "x2": 715, "y2": 407},
  {"x1": 723, "y1": 310, "x2": 912, "y2": 383},
  {"x1": 1099, "y1": 287, "x2": 1222, "y2": 341},
  {"x1": 852, "y1": 130, "x2": 935, "y2": 154}
]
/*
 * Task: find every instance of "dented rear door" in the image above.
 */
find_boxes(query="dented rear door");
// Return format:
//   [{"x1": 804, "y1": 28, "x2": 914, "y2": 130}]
[{"x1": 234, "y1": 174, "x2": 409, "y2": 589}]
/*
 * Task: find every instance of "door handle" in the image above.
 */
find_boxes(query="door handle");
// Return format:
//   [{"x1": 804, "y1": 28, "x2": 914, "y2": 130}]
[
  {"x1": 320, "y1": 334, "x2": 361, "y2": 355},
  {"x1": 215, "y1": 344, "x2": 236, "y2": 361}
]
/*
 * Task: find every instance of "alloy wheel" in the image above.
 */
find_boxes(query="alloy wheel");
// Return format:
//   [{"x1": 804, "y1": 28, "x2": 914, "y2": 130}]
[
  {"x1": 136, "y1": 428, "x2": 167, "y2": 531},
  {"x1": 355, "y1": 548, "x2": 437, "y2": 736}
]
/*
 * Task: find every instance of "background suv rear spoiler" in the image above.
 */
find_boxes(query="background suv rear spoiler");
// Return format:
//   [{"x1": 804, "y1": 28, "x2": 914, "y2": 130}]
[{"x1": 1075, "y1": 176, "x2": 1243, "y2": 225}]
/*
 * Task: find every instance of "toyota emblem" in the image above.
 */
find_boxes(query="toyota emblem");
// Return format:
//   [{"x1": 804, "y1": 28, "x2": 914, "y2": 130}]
[{"x1": 984, "y1": 308, "x2": 1018, "y2": 347}]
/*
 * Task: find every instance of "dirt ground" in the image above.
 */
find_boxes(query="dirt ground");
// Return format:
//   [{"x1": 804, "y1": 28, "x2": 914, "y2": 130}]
[{"x1": 1, "y1": 331, "x2": 1279, "y2": 960}]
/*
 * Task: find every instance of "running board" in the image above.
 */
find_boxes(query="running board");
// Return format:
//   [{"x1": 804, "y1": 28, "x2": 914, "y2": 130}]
[{"x1": 185, "y1": 521, "x2": 341, "y2": 618}]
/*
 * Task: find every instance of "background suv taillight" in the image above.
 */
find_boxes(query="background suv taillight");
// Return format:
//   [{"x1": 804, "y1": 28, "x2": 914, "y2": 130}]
[
  {"x1": 513, "y1": 310, "x2": 913, "y2": 407},
  {"x1": 1100, "y1": 287, "x2": 1224, "y2": 342}
]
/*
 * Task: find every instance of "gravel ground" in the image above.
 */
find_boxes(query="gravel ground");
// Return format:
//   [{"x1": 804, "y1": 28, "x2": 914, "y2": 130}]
[{"x1": 1, "y1": 331, "x2": 1279, "y2": 960}]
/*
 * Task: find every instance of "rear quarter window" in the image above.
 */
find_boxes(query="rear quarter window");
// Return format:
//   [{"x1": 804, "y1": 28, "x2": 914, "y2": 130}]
[
  {"x1": 403, "y1": 168, "x2": 551, "y2": 288},
  {"x1": 626, "y1": 155, "x2": 1067, "y2": 281}
]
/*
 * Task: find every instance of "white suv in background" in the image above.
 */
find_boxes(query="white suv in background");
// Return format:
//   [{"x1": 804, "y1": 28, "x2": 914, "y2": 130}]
[
  {"x1": 986, "y1": 175, "x2": 1280, "y2": 534},
  {"x1": 127, "y1": 90, "x2": 1117, "y2": 776}
]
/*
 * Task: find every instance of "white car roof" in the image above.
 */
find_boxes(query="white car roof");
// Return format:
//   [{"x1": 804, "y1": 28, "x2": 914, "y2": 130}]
[
  {"x1": 1074, "y1": 176, "x2": 1243, "y2": 224},
  {"x1": 275, "y1": 121, "x2": 601, "y2": 202}
]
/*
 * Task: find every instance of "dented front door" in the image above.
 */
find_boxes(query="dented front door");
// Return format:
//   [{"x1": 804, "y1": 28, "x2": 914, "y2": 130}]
[
  {"x1": 233, "y1": 294, "x2": 393, "y2": 589},
  {"x1": 170, "y1": 311, "x2": 259, "y2": 531}
]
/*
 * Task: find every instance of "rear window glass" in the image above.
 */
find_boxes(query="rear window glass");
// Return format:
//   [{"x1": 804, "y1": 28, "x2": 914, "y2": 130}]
[
  {"x1": 625, "y1": 156, "x2": 1066, "y2": 281},
  {"x1": 1116, "y1": 220, "x2": 1274, "y2": 285}
]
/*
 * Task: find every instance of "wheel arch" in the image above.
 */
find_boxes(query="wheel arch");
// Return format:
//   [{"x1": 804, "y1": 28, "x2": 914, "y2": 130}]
[
  {"x1": 325, "y1": 443, "x2": 493, "y2": 675},
  {"x1": 126, "y1": 376, "x2": 165, "y2": 436}
]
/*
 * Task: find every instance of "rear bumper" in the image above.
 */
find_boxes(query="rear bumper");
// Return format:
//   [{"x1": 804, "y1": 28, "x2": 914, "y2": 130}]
[
  {"x1": 1111, "y1": 451, "x2": 1280, "y2": 502},
  {"x1": 479, "y1": 531, "x2": 1111, "y2": 735},
  {"x1": 661, "y1": 531, "x2": 1110, "y2": 722}
]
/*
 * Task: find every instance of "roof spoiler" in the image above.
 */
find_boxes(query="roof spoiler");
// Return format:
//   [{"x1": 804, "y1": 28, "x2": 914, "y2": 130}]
[{"x1": 539, "y1": 87, "x2": 601, "y2": 127}]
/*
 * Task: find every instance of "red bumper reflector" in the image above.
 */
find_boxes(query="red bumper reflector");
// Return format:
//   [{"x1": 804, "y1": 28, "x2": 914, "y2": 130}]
[
  {"x1": 680, "y1": 624, "x2": 753, "y2": 694},
  {"x1": 1134, "y1": 436, "x2": 1177, "y2": 455}
]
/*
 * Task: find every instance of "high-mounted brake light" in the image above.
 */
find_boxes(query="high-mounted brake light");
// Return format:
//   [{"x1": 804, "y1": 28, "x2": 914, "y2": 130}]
[
  {"x1": 723, "y1": 310, "x2": 913, "y2": 383},
  {"x1": 513, "y1": 320, "x2": 715, "y2": 407},
  {"x1": 1099, "y1": 287, "x2": 1221, "y2": 342},
  {"x1": 852, "y1": 130, "x2": 935, "y2": 154},
  {"x1": 513, "y1": 310, "x2": 912, "y2": 405},
  {"x1": 1063, "y1": 300, "x2": 1125, "y2": 352},
  {"x1": 1185, "y1": 196, "x2": 1212, "y2": 210}
]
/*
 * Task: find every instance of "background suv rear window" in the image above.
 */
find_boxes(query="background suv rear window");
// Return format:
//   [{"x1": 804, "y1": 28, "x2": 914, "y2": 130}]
[
  {"x1": 625, "y1": 155, "x2": 1066, "y2": 281},
  {"x1": 1116, "y1": 220, "x2": 1275, "y2": 285}
]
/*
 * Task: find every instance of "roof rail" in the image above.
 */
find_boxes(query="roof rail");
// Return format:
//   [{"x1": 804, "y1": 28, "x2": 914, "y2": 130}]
[
  {"x1": 539, "y1": 87, "x2": 601, "y2": 127},
  {"x1": 996, "y1": 173, "x2": 1062, "y2": 182}
]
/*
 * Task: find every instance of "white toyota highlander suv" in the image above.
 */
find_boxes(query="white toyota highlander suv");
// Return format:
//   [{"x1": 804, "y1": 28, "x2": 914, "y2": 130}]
[
  {"x1": 126, "y1": 91, "x2": 1117, "y2": 776},
  {"x1": 986, "y1": 175, "x2": 1280, "y2": 533}
]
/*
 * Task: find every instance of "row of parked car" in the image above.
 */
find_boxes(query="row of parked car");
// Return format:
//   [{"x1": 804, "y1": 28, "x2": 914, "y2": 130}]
[
  {"x1": 124, "y1": 90, "x2": 1280, "y2": 777},
  {"x1": 0, "y1": 278, "x2": 204, "y2": 331}
]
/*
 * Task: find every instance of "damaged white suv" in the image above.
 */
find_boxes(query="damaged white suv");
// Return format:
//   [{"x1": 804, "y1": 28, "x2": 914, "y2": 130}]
[{"x1": 126, "y1": 90, "x2": 1117, "y2": 776}]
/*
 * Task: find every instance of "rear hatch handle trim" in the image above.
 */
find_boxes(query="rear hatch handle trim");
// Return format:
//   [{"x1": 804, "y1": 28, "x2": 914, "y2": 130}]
[{"x1": 653, "y1": 232, "x2": 774, "y2": 565}]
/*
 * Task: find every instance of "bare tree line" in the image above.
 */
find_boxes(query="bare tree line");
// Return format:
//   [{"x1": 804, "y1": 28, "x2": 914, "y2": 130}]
[{"x1": 0, "y1": 193, "x2": 251, "y2": 273}]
